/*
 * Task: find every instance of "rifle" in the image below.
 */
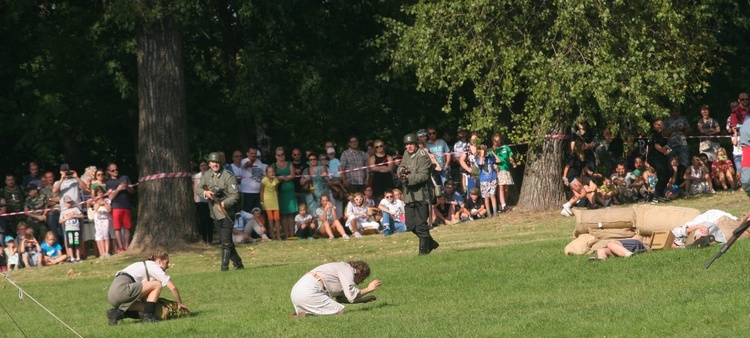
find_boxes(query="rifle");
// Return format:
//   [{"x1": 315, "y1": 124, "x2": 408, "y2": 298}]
[
  {"x1": 705, "y1": 220, "x2": 750, "y2": 269},
  {"x1": 202, "y1": 185, "x2": 228, "y2": 216}
]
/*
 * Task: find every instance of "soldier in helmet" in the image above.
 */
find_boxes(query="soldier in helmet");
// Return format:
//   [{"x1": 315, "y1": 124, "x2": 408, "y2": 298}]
[
  {"x1": 397, "y1": 133, "x2": 440, "y2": 255},
  {"x1": 194, "y1": 152, "x2": 244, "y2": 271}
]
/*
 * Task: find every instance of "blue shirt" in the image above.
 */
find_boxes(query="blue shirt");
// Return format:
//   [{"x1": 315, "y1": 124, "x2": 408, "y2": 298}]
[{"x1": 41, "y1": 242, "x2": 63, "y2": 258}]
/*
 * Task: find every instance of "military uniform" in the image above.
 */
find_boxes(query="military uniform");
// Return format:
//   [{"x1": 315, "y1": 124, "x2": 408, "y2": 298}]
[
  {"x1": 39, "y1": 185, "x2": 62, "y2": 243},
  {"x1": 194, "y1": 161, "x2": 244, "y2": 271},
  {"x1": 24, "y1": 192, "x2": 48, "y2": 240},
  {"x1": 1, "y1": 186, "x2": 25, "y2": 234},
  {"x1": 398, "y1": 135, "x2": 440, "y2": 255}
]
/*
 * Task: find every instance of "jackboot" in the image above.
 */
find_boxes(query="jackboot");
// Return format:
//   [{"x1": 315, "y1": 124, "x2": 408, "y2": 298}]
[
  {"x1": 418, "y1": 237, "x2": 431, "y2": 255},
  {"x1": 106, "y1": 308, "x2": 124, "y2": 326},
  {"x1": 230, "y1": 248, "x2": 244, "y2": 270},
  {"x1": 429, "y1": 237, "x2": 440, "y2": 253},
  {"x1": 220, "y1": 248, "x2": 231, "y2": 271},
  {"x1": 142, "y1": 301, "x2": 159, "y2": 323}
]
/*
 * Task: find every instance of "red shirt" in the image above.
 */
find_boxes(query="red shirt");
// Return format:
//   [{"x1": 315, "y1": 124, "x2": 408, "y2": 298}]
[{"x1": 729, "y1": 105, "x2": 748, "y2": 130}]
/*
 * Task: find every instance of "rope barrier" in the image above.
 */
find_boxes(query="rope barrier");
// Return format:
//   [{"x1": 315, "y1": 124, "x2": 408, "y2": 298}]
[{"x1": 0, "y1": 273, "x2": 83, "y2": 337}]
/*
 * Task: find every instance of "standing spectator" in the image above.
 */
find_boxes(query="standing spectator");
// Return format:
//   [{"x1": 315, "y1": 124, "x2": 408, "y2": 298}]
[
  {"x1": 646, "y1": 120, "x2": 672, "y2": 201},
  {"x1": 23, "y1": 184, "x2": 47, "y2": 240},
  {"x1": 195, "y1": 152, "x2": 244, "y2": 271},
  {"x1": 90, "y1": 186, "x2": 112, "y2": 257},
  {"x1": 491, "y1": 133, "x2": 516, "y2": 213},
  {"x1": 367, "y1": 140, "x2": 394, "y2": 201},
  {"x1": 193, "y1": 161, "x2": 213, "y2": 244},
  {"x1": 106, "y1": 163, "x2": 134, "y2": 253},
  {"x1": 240, "y1": 147, "x2": 266, "y2": 212},
  {"x1": 696, "y1": 105, "x2": 721, "y2": 161},
  {"x1": 2, "y1": 174, "x2": 25, "y2": 234},
  {"x1": 729, "y1": 93, "x2": 749, "y2": 132},
  {"x1": 475, "y1": 146, "x2": 498, "y2": 217},
  {"x1": 39, "y1": 171, "x2": 61, "y2": 243},
  {"x1": 262, "y1": 165, "x2": 282, "y2": 241},
  {"x1": 0, "y1": 197, "x2": 6, "y2": 244},
  {"x1": 89, "y1": 169, "x2": 106, "y2": 193},
  {"x1": 301, "y1": 153, "x2": 330, "y2": 213},
  {"x1": 458, "y1": 133, "x2": 480, "y2": 195},
  {"x1": 452, "y1": 126, "x2": 469, "y2": 188},
  {"x1": 273, "y1": 147, "x2": 298, "y2": 239},
  {"x1": 732, "y1": 128, "x2": 742, "y2": 189},
  {"x1": 326, "y1": 147, "x2": 347, "y2": 209},
  {"x1": 228, "y1": 150, "x2": 244, "y2": 179},
  {"x1": 664, "y1": 109, "x2": 692, "y2": 167},
  {"x1": 424, "y1": 126, "x2": 451, "y2": 185},
  {"x1": 398, "y1": 133, "x2": 439, "y2": 255},
  {"x1": 59, "y1": 196, "x2": 84, "y2": 262},
  {"x1": 21, "y1": 162, "x2": 42, "y2": 189},
  {"x1": 340, "y1": 136, "x2": 368, "y2": 194},
  {"x1": 291, "y1": 148, "x2": 309, "y2": 206}
]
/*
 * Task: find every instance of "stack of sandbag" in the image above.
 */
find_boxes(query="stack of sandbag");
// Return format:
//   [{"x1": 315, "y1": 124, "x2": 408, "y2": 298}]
[{"x1": 564, "y1": 205, "x2": 703, "y2": 255}]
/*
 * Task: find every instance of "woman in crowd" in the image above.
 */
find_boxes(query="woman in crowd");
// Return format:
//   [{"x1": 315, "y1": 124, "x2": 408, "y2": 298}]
[
  {"x1": 301, "y1": 153, "x2": 330, "y2": 213},
  {"x1": 458, "y1": 133, "x2": 479, "y2": 194},
  {"x1": 315, "y1": 195, "x2": 349, "y2": 240},
  {"x1": 561, "y1": 142, "x2": 597, "y2": 216},
  {"x1": 274, "y1": 147, "x2": 299, "y2": 239},
  {"x1": 367, "y1": 140, "x2": 394, "y2": 202}
]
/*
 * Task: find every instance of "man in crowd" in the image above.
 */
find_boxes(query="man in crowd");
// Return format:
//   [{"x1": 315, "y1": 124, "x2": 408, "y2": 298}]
[
  {"x1": 195, "y1": 152, "x2": 244, "y2": 271},
  {"x1": 240, "y1": 146, "x2": 266, "y2": 212},
  {"x1": 291, "y1": 148, "x2": 309, "y2": 205},
  {"x1": 23, "y1": 183, "x2": 47, "y2": 239},
  {"x1": 664, "y1": 109, "x2": 692, "y2": 167},
  {"x1": 398, "y1": 133, "x2": 439, "y2": 255},
  {"x1": 228, "y1": 150, "x2": 244, "y2": 183},
  {"x1": 22, "y1": 162, "x2": 42, "y2": 189},
  {"x1": 730, "y1": 92, "x2": 749, "y2": 132},
  {"x1": 40, "y1": 171, "x2": 61, "y2": 242},
  {"x1": 106, "y1": 163, "x2": 135, "y2": 253},
  {"x1": 2, "y1": 174, "x2": 25, "y2": 235},
  {"x1": 424, "y1": 125, "x2": 451, "y2": 185},
  {"x1": 340, "y1": 136, "x2": 368, "y2": 194},
  {"x1": 452, "y1": 126, "x2": 469, "y2": 193}
]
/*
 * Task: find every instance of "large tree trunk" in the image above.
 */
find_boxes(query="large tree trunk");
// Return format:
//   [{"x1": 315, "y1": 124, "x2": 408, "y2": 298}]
[
  {"x1": 131, "y1": 16, "x2": 198, "y2": 251},
  {"x1": 518, "y1": 123, "x2": 567, "y2": 211}
]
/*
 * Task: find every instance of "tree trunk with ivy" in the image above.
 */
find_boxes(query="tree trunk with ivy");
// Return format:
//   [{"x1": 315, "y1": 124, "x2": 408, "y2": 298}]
[{"x1": 131, "y1": 16, "x2": 198, "y2": 252}]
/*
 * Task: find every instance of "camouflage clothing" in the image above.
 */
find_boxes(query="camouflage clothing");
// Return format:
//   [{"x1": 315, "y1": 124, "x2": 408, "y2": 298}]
[
  {"x1": 1, "y1": 186, "x2": 25, "y2": 213},
  {"x1": 24, "y1": 193, "x2": 48, "y2": 237}
]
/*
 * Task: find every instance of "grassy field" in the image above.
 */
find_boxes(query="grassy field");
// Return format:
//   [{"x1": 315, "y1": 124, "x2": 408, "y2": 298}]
[{"x1": 2, "y1": 190, "x2": 750, "y2": 337}]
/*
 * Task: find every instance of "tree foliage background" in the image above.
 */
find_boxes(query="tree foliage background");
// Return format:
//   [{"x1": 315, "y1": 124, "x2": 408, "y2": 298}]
[{"x1": 0, "y1": 0, "x2": 748, "y2": 210}]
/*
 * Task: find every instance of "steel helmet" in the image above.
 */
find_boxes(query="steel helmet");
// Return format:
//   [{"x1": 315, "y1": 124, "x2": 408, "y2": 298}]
[
  {"x1": 403, "y1": 133, "x2": 419, "y2": 144},
  {"x1": 207, "y1": 152, "x2": 222, "y2": 163}
]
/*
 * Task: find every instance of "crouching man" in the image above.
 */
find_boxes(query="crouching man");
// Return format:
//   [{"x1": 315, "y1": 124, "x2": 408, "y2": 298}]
[
  {"x1": 290, "y1": 261, "x2": 381, "y2": 318},
  {"x1": 106, "y1": 250, "x2": 190, "y2": 325}
]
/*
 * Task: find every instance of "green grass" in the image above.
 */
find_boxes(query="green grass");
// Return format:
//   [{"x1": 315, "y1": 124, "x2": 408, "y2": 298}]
[{"x1": 2, "y1": 190, "x2": 750, "y2": 337}]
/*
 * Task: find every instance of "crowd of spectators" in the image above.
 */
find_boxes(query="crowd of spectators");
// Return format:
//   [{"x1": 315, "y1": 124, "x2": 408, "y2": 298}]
[{"x1": 561, "y1": 92, "x2": 749, "y2": 216}]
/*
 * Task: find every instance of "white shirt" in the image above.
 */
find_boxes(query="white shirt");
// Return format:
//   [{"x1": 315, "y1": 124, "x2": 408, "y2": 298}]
[
  {"x1": 117, "y1": 260, "x2": 171, "y2": 287},
  {"x1": 239, "y1": 158, "x2": 267, "y2": 194}
]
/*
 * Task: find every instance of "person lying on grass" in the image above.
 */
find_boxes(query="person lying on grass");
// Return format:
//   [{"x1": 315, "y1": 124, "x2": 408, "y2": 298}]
[
  {"x1": 671, "y1": 223, "x2": 714, "y2": 248},
  {"x1": 290, "y1": 261, "x2": 381, "y2": 318},
  {"x1": 590, "y1": 239, "x2": 651, "y2": 261}
]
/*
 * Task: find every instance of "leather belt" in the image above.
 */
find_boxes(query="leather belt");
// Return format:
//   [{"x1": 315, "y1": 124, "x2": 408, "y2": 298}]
[
  {"x1": 116, "y1": 272, "x2": 135, "y2": 283},
  {"x1": 307, "y1": 272, "x2": 327, "y2": 291}
]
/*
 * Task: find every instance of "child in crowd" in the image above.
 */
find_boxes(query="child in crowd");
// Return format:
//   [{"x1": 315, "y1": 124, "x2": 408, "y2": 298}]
[
  {"x1": 491, "y1": 133, "x2": 516, "y2": 213},
  {"x1": 460, "y1": 188, "x2": 487, "y2": 221},
  {"x1": 732, "y1": 128, "x2": 742, "y2": 188},
  {"x1": 475, "y1": 145, "x2": 499, "y2": 217},
  {"x1": 378, "y1": 189, "x2": 406, "y2": 236},
  {"x1": 627, "y1": 169, "x2": 646, "y2": 202},
  {"x1": 644, "y1": 164, "x2": 659, "y2": 202},
  {"x1": 315, "y1": 194, "x2": 349, "y2": 240},
  {"x1": 3, "y1": 236, "x2": 18, "y2": 270},
  {"x1": 345, "y1": 193, "x2": 379, "y2": 237},
  {"x1": 596, "y1": 176, "x2": 618, "y2": 206},
  {"x1": 59, "y1": 196, "x2": 84, "y2": 262},
  {"x1": 41, "y1": 231, "x2": 67, "y2": 265},
  {"x1": 20, "y1": 228, "x2": 41, "y2": 267},
  {"x1": 432, "y1": 195, "x2": 455, "y2": 226},
  {"x1": 294, "y1": 204, "x2": 316, "y2": 240},
  {"x1": 233, "y1": 207, "x2": 270, "y2": 243},
  {"x1": 261, "y1": 166, "x2": 282, "y2": 240},
  {"x1": 89, "y1": 186, "x2": 112, "y2": 258},
  {"x1": 711, "y1": 147, "x2": 735, "y2": 191}
]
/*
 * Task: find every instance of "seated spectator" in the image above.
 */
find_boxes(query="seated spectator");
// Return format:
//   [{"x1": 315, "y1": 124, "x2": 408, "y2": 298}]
[
  {"x1": 19, "y1": 227, "x2": 41, "y2": 268},
  {"x1": 711, "y1": 148, "x2": 735, "y2": 191},
  {"x1": 459, "y1": 188, "x2": 487, "y2": 220},
  {"x1": 294, "y1": 204, "x2": 317, "y2": 240},
  {"x1": 41, "y1": 231, "x2": 67, "y2": 265},
  {"x1": 378, "y1": 189, "x2": 406, "y2": 235},
  {"x1": 665, "y1": 156, "x2": 687, "y2": 200},
  {"x1": 345, "y1": 193, "x2": 379, "y2": 237},
  {"x1": 698, "y1": 153, "x2": 716, "y2": 192},
  {"x1": 432, "y1": 195, "x2": 455, "y2": 225},
  {"x1": 4, "y1": 236, "x2": 19, "y2": 270},
  {"x1": 562, "y1": 142, "x2": 596, "y2": 216},
  {"x1": 643, "y1": 164, "x2": 659, "y2": 202},
  {"x1": 591, "y1": 238, "x2": 650, "y2": 261},
  {"x1": 443, "y1": 181, "x2": 464, "y2": 219},
  {"x1": 315, "y1": 195, "x2": 349, "y2": 240},
  {"x1": 611, "y1": 163, "x2": 636, "y2": 203},
  {"x1": 233, "y1": 207, "x2": 270, "y2": 244},
  {"x1": 596, "y1": 177, "x2": 618, "y2": 206},
  {"x1": 626, "y1": 169, "x2": 648, "y2": 202},
  {"x1": 684, "y1": 155, "x2": 713, "y2": 195}
]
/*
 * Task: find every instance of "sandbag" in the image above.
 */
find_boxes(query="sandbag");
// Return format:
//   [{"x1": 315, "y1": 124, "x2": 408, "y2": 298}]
[
  {"x1": 714, "y1": 216, "x2": 749, "y2": 240},
  {"x1": 634, "y1": 205, "x2": 701, "y2": 236},
  {"x1": 565, "y1": 234, "x2": 597, "y2": 255},
  {"x1": 590, "y1": 228, "x2": 637, "y2": 240},
  {"x1": 574, "y1": 207, "x2": 636, "y2": 237}
]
